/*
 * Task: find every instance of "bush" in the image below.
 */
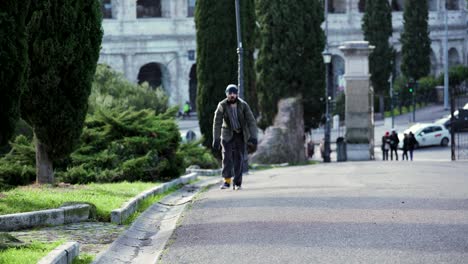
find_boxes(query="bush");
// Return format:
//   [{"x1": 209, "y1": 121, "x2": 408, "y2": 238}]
[
  {"x1": 89, "y1": 64, "x2": 168, "y2": 115},
  {"x1": 0, "y1": 135, "x2": 36, "y2": 189},
  {"x1": 177, "y1": 139, "x2": 220, "y2": 169}
]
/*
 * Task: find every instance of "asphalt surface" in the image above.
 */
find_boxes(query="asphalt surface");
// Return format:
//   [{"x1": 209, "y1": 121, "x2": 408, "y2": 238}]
[{"x1": 159, "y1": 161, "x2": 468, "y2": 264}]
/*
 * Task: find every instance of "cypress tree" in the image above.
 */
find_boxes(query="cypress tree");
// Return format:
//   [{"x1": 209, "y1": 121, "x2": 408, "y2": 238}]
[
  {"x1": 195, "y1": 0, "x2": 257, "y2": 148},
  {"x1": 0, "y1": 1, "x2": 30, "y2": 146},
  {"x1": 362, "y1": 0, "x2": 393, "y2": 114},
  {"x1": 256, "y1": 0, "x2": 325, "y2": 131},
  {"x1": 400, "y1": 0, "x2": 431, "y2": 80},
  {"x1": 21, "y1": 0, "x2": 103, "y2": 184}
]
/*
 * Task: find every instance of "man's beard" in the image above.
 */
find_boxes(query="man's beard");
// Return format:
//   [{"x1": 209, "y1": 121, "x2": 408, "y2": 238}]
[{"x1": 227, "y1": 97, "x2": 238, "y2": 104}]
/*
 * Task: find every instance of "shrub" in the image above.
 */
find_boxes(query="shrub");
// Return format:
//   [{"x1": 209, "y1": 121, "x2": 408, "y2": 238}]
[
  {"x1": 177, "y1": 139, "x2": 220, "y2": 169},
  {"x1": 0, "y1": 135, "x2": 36, "y2": 189}
]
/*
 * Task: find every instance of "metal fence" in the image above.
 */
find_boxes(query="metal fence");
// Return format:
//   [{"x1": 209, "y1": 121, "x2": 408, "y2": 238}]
[{"x1": 451, "y1": 81, "x2": 468, "y2": 160}]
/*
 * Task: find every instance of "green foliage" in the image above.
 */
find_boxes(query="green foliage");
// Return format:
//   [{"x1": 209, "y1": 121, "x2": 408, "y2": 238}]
[
  {"x1": 0, "y1": 1, "x2": 30, "y2": 146},
  {"x1": 0, "y1": 135, "x2": 36, "y2": 189},
  {"x1": 21, "y1": 0, "x2": 103, "y2": 163},
  {"x1": 256, "y1": 0, "x2": 325, "y2": 131},
  {"x1": 59, "y1": 108, "x2": 184, "y2": 184},
  {"x1": 400, "y1": 0, "x2": 431, "y2": 80},
  {"x1": 437, "y1": 65, "x2": 468, "y2": 88},
  {"x1": 418, "y1": 75, "x2": 438, "y2": 102},
  {"x1": 362, "y1": 0, "x2": 393, "y2": 98},
  {"x1": 177, "y1": 139, "x2": 220, "y2": 169},
  {"x1": 0, "y1": 240, "x2": 63, "y2": 264},
  {"x1": 195, "y1": 0, "x2": 257, "y2": 148},
  {"x1": 89, "y1": 64, "x2": 168, "y2": 115},
  {"x1": 0, "y1": 182, "x2": 160, "y2": 221}
]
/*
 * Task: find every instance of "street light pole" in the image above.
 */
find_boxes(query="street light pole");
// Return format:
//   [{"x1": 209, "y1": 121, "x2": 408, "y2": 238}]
[
  {"x1": 322, "y1": 0, "x2": 331, "y2": 163},
  {"x1": 443, "y1": 3, "x2": 449, "y2": 110},
  {"x1": 234, "y1": 0, "x2": 244, "y2": 99}
]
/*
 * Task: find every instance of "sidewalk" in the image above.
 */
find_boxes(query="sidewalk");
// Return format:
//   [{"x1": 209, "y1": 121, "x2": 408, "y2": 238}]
[{"x1": 159, "y1": 162, "x2": 468, "y2": 264}]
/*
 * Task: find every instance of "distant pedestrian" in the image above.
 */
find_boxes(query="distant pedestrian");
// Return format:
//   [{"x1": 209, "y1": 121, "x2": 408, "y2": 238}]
[
  {"x1": 389, "y1": 130, "x2": 399, "y2": 161},
  {"x1": 183, "y1": 101, "x2": 191, "y2": 118},
  {"x1": 212, "y1": 84, "x2": 258, "y2": 190},
  {"x1": 402, "y1": 133, "x2": 409, "y2": 160},
  {"x1": 408, "y1": 131, "x2": 417, "y2": 161},
  {"x1": 381, "y1": 131, "x2": 390, "y2": 161}
]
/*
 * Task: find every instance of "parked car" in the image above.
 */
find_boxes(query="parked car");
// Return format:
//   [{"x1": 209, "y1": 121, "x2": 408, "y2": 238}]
[
  {"x1": 398, "y1": 123, "x2": 450, "y2": 149},
  {"x1": 436, "y1": 106, "x2": 468, "y2": 132}
]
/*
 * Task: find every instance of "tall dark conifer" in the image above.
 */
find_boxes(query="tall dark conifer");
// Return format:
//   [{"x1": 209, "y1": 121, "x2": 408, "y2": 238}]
[
  {"x1": 400, "y1": 0, "x2": 431, "y2": 80},
  {"x1": 362, "y1": 0, "x2": 393, "y2": 114},
  {"x1": 22, "y1": 0, "x2": 103, "y2": 183},
  {"x1": 0, "y1": 1, "x2": 30, "y2": 146},
  {"x1": 195, "y1": 0, "x2": 257, "y2": 148},
  {"x1": 256, "y1": 0, "x2": 325, "y2": 130}
]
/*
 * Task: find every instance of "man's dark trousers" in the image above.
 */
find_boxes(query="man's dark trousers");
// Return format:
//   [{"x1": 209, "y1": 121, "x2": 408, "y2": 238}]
[{"x1": 221, "y1": 132, "x2": 245, "y2": 186}]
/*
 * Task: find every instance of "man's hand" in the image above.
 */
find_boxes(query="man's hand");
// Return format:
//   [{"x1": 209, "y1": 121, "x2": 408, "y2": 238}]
[
  {"x1": 212, "y1": 139, "x2": 221, "y2": 151},
  {"x1": 248, "y1": 138, "x2": 257, "y2": 146}
]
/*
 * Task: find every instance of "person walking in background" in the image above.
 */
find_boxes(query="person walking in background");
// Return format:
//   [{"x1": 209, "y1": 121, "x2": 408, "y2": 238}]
[
  {"x1": 408, "y1": 131, "x2": 417, "y2": 161},
  {"x1": 402, "y1": 133, "x2": 409, "y2": 160},
  {"x1": 212, "y1": 84, "x2": 258, "y2": 190},
  {"x1": 389, "y1": 130, "x2": 399, "y2": 161},
  {"x1": 183, "y1": 101, "x2": 191, "y2": 118},
  {"x1": 381, "y1": 132, "x2": 390, "y2": 161}
]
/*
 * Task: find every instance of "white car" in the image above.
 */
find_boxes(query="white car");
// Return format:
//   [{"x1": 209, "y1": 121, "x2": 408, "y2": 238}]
[{"x1": 398, "y1": 123, "x2": 450, "y2": 149}]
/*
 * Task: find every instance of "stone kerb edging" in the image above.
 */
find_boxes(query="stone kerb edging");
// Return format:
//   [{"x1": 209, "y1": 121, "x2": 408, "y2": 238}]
[
  {"x1": 110, "y1": 172, "x2": 198, "y2": 224},
  {"x1": 186, "y1": 168, "x2": 222, "y2": 176},
  {"x1": 0, "y1": 204, "x2": 90, "y2": 232},
  {"x1": 38, "y1": 241, "x2": 80, "y2": 264}
]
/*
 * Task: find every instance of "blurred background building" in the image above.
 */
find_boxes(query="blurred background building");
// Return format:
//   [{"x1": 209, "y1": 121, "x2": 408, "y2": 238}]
[{"x1": 99, "y1": 0, "x2": 467, "y2": 107}]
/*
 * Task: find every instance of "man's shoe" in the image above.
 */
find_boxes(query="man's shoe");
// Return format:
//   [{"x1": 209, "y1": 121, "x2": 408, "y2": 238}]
[
  {"x1": 220, "y1": 182, "x2": 230, "y2": 189},
  {"x1": 234, "y1": 185, "x2": 242, "y2": 190}
]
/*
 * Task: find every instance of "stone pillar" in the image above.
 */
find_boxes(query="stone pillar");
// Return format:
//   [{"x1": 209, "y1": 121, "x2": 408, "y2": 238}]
[
  {"x1": 121, "y1": 0, "x2": 136, "y2": 21},
  {"x1": 339, "y1": 41, "x2": 375, "y2": 161},
  {"x1": 124, "y1": 53, "x2": 136, "y2": 83}
]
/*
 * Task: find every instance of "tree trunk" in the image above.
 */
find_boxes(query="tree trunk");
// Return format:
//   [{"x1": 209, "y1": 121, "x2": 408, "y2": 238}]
[
  {"x1": 35, "y1": 137, "x2": 54, "y2": 184},
  {"x1": 379, "y1": 94, "x2": 385, "y2": 116}
]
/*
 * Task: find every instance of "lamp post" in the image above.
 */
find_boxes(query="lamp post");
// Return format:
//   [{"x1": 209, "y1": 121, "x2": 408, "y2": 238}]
[
  {"x1": 234, "y1": 0, "x2": 244, "y2": 99},
  {"x1": 322, "y1": 50, "x2": 332, "y2": 163}
]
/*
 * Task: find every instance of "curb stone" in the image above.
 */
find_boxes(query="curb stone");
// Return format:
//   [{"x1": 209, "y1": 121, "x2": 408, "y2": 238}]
[
  {"x1": 110, "y1": 172, "x2": 198, "y2": 224},
  {"x1": 186, "y1": 168, "x2": 222, "y2": 176},
  {"x1": 38, "y1": 241, "x2": 80, "y2": 264},
  {"x1": 0, "y1": 204, "x2": 91, "y2": 231}
]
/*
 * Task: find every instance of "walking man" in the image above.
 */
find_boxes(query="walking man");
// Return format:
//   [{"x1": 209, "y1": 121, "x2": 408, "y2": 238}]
[
  {"x1": 408, "y1": 131, "x2": 417, "y2": 161},
  {"x1": 389, "y1": 130, "x2": 400, "y2": 161},
  {"x1": 402, "y1": 133, "x2": 409, "y2": 160},
  {"x1": 212, "y1": 84, "x2": 258, "y2": 190}
]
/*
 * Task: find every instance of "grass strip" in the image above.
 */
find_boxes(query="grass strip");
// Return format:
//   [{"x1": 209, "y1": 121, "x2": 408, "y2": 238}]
[
  {"x1": 0, "y1": 181, "x2": 161, "y2": 221},
  {"x1": 0, "y1": 240, "x2": 63, "y2": 264}
]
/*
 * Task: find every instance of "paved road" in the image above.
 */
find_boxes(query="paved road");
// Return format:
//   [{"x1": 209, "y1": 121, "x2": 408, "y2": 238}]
[{"x1": 159, "y1": 161, "x2": 468, "y2": 264}]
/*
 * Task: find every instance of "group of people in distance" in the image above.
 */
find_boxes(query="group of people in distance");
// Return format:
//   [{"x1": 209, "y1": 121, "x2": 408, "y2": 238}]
[{"x1": 381, "y1": 130, "x2": 417, "y2": 161}]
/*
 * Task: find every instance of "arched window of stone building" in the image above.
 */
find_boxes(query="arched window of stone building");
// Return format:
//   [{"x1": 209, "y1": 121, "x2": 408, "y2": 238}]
[
  {"x1": 188, "y1": 0, "x2": 196, "y2": 17},
  {"x1": 446, "y1": 0, "x2": 460, "y2": 10},
  {"x1": 101, "y1": 0, "x2": 112, "y2": 19},
  {"x1": 138, "y1": 63, "x2": 163, "y2": 89},
  {"x1": 448, "y1": 48, "x2": 461, "y2": 67},
  {"x1": 391, "y1": 0, "x2": 404, "y2": 11},
  {"x1": 329, "y1": 0, "x2": 346, "y2": 13},
  {"x1": 428, "y1": 0, "x2": 438, "y2": 11},
  {"x1": 189, "y1": 64, "x2": 197, "y2": 111},
  {"x1": 358, "y1": 0, "x2": 366, "y2": 13},
  {"x1": 137, "y1": 0, "x2": 162, "y2": 18}
]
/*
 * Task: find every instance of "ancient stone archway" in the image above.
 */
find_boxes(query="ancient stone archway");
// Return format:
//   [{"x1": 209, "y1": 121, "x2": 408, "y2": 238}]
[
  {"x1": 138, "y1": 62, "x2": 163, "y2": 89},
  {"x1": 189, "y1": 64, "x2": 197, "y2": 111},
  {"x1": 448, "y1": 48, "x2": 461, "y2": 67}
]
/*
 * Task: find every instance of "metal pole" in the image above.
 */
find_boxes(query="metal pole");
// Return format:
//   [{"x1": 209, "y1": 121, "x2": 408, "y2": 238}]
[
  {"x1": 389, "y1": 74, "x2": 394, "y2": 129},
  {"x1": 323, "y1": 0, "x2": 331, "y2": 163},
  {"x1": 235, "y1": 0, "x2": 244, "y2": 99},
  {"x1": 443, "y1": 5, "x2": 449, "y2": 110}
]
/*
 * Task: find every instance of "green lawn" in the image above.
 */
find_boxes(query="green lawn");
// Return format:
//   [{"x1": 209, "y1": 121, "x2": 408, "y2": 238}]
[
  {"x1": 0, "y1": 240, "x2": 63, "y2": 264},
  {"x1": 0, "y1": 182, "x2": 161, "y2": 221}
]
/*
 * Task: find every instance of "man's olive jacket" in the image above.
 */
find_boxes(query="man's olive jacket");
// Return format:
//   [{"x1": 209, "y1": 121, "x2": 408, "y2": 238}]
[{"x1": 213, "y1": 98, "x2": 257, "y2": 143}]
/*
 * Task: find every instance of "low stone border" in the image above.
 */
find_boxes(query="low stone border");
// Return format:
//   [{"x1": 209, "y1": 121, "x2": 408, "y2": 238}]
[
  {"x1": 186, "y1": 168, "x2": 222, "y2": 176},
  {"x1": 110, "y1": 172, "x2": 198, "y2": 224},
  {"x1": 0, "y1": 205, "x2": 90, "y2": 232},
  {"x1": 38, "y1": 241, "x2": 80, "y2": 264}
]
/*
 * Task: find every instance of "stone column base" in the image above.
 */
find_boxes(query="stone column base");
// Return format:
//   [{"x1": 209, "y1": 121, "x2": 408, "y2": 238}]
[{"x1": 346, "y1": 144, "x2": 371, "y2": 161}]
